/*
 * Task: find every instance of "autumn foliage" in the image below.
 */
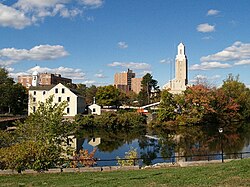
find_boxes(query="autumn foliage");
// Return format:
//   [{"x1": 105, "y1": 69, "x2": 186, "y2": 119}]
[{"x1": 158, "y1": 78, "x2": 246, "y2": 126}]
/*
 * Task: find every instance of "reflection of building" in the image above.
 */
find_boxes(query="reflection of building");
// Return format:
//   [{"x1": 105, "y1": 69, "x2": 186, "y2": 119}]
[
  {"x1": 18, "y1": 72, "x2": 72, "y2": 88},
  {"x1": 131, "y1": 77, "x2": 142, "y2": 94},
  {"x1": 88, "y1": 138, "x2": 101, "y2": 147},
  {"x1": 114, "y1": 69, "x2": 135, "y2": 93},
  {"x1": 28, "y1": 83, "x2": 86, "y2": 117},
  {"x1": 163, "y1": 43, "x2": 188, "y2": 94}
]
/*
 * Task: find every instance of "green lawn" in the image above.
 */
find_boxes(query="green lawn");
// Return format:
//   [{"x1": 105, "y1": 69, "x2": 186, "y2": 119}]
[{"x1": 0, "y1": 159, "x2": 250, "y2": 187}]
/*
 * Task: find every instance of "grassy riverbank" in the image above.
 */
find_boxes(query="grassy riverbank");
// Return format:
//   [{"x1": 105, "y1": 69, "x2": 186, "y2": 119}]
[{"x1": 0, "y1": 159, "x2": 250, "y2": 187}]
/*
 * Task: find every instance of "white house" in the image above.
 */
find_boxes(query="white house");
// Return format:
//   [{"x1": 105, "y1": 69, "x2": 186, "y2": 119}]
[
  {"x1": 88, "y1": 97, "x2": 101, "y2": 115},
  {"x1": 88, "y1": 104, "x2": 101, "y2": 115},
  {"x1": 28, "y1": 83, "x2": 86, "y2": 117}
]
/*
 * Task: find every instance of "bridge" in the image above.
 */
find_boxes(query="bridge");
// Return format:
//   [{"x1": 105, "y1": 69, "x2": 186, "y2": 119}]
[
  {"x1": 0, "y1": 115, "x2": 26, "y2": 123},
  {"x1": 140, "y1": 102, "x2": 160, "y2": 109},
  {"x1": 119, "y1": 102, "x2": 161, "y2": 113}
]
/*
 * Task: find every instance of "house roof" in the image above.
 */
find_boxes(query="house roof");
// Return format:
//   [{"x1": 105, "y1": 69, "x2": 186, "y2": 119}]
[
  {"x1": 29, "y1": 85, "x2": 55, "y2": 91},
  {"x1": 29, "y1": 83, "x2": 84, "y2": 98}
]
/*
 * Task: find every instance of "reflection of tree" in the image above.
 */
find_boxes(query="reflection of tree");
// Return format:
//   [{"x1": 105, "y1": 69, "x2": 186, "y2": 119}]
[
  {"x1": 173, "y1": 123, "x2": 250, "y2": 160},
  {"x1": 138, "y1": 137, "x2": 160, "y2": 165},
  {"x1": 149, "y1": 127, "x2": 176, "y2": 159},
  {"x1": 140, "y1": 151, "x2": 157, "y2": 165},
  {"x1": 74, "y1": 122, "x2": 250, "y2": 163},
  {"x1": 76, "y1": 127, "x2": 146, "y2": 152},
  {"x1": 150, "y1": 123, "x2": 250, "y2": 162}
]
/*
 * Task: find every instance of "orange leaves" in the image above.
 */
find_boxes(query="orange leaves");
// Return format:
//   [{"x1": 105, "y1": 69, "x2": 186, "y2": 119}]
[{"x1": 179, "y1": 84, "x2": 240, "y2": 124}]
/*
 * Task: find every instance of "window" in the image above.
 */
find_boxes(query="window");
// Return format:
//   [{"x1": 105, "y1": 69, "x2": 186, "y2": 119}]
[
  {"x1": 33, "y1": 97, "x2": 36, "y2": 102},
  {"x1": 67, "y1": 108, "x2": 70, "y2": 114},
  {"x1": 43, "y1": 91, "x2": 46, "y2": 95},
  {"x1": 67, "y1": 97, "x2": 70, "y2": 102},
  {"x1": 33, "y1": 106, "x2": 36, "y2": 113},
  {"x1": 55, "y1": 88, "x2": 58, "y2": 93},
  {"x1": 58, "y1": 97, "x2": 61, "y2": 102},
  {"x1": 34, "y1": 91, "x2": 36, "y2": 95},
  {"x1": 62, "y1": 88, "x2": 65, "y2": 94}
]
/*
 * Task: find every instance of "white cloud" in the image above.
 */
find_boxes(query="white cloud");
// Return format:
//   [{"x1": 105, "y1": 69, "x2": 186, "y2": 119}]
[
  {"x1": 0, "y1": 59, "x2": 17, "y2": 66},
  {"x1": 201, "y1": 41, "x2": 250, "y2": 62},
  {"x1": 197, "y1": 23, "x2": 215, "y2": 33},
  {"x1": 14, "y1": 0, "x2": 82, "y2": 19},
  {"x1": 190, "y1": 62, "x2": 232, "y2": 70},
  {"x1": 0, "y1": 45, "x2": 69, "y2": 62},
  {"x1": 211, "y1": 75, "x2": 221, "y2": 79},
  {"x1": 190, "y1": 74, "x2": 221, "y2": 84},
  {"x1": 117, "y1": 42, "x2": 128, "y2": 49},
  {"x1": 192, "y1": 41, "x2": 250, "y2": 71},
  {"x1": 0, "y1": 0, "x2": 103, "y2": 29},
  {"x1": 159, "y1": 58, "x2": 173, "y2": 64},
  {"x1": 137, "y1": 70, "x2": 152, "y2": 77},
  {"x1": 0, "y1": 3, "x2": 31, "y2": 29},
  {"x1": 27, "y1": 65, "x2": 86, "y2": 80},
  {"x1": 95, "y1": 73, "x2": 106, "y2": 78},
  {"x1": 82, "y1": 80, "x2": 96, "y2": 85},
  {"x1": 202, "y1": 36, "x2": 213, "y2": 40},
  {"x1": 234, "y1": 59, "x2": 250, "y2": 65},
  {"x1": 79, "y1": 0, "x2": 104, "y2": 8},
  {"x1": 108, "y1": 62, "x2": 151, "y2": 70},
  {"x1": 207, "y1": 9, "x2": 220, "y2": 16}
]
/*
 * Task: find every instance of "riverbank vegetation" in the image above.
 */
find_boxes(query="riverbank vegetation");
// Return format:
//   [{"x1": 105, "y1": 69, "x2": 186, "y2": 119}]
[
  {"x1": 0, "y1": 158, "x2": 249, "y2": 187},
  {"x1": 0, "y1": 96, "x2": 73, "y2": 173},
  {"x1": 155, "y1": 74, "x2": 250, "y2": 127},
  {"x1": 75, "y1": 112, "x2": 147, "y2": 129}
]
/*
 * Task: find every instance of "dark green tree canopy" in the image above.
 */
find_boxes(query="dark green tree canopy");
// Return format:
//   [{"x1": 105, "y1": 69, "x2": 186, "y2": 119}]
[
  {"x1": 138, "y1": 73, "x2": 160, "y2": 105},
  {"x1": 95, "y1": 85, "x2": 123, "y2": 107},
  {"x1": 0, "y1": 68, "x2": 28, "y2": 114}
]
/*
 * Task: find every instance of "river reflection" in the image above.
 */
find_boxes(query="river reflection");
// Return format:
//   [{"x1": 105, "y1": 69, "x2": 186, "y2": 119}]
[{"x1": 74, "y1": 122, "x2": 250, "y2": 166}]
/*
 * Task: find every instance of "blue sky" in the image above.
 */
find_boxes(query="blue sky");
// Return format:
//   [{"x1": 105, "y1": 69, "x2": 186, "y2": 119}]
[{"x1": 0, "y1": 0, "x2": 250, "y2": 88}]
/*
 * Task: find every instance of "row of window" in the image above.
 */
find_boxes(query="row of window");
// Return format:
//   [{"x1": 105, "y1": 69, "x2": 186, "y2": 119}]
[
  {"x1": 33, "y1": 106, "x2": 70, "y2": 114},
  {"x1": 33, "y1": 91, "x2": 46, "y2": 95},
  {"x1": 33, "y1": 88, "x2": 65, "y2": 96},
  {"x1": 32, "y1": 97, "x2": 70, "y2": 102},
  {"x1": 58, "y1": 97, "x2": 70, "y2": 102},
  {"x1": 55, "y1": 88, "x2": 65, "y2": 94}
]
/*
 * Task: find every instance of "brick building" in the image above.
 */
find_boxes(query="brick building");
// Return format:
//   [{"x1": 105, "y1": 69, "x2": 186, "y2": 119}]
[{"x1": 18, "y1": 73, "x2": 72, "y2": 88}]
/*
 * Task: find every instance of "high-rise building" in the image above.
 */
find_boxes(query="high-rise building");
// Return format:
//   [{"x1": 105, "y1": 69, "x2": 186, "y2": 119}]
[
  {"x1": 114, "y1": 69, "x2": 135, "y2": 93},
  {"x1": 163, "y1": 43, "x2": 188, "y2": 94},
  {"x1": 131, "y1": 77, "x2": 142, "y2": 94},
  {"x1": 18, "y1": 73, "x2": 72, "y2": 88}
]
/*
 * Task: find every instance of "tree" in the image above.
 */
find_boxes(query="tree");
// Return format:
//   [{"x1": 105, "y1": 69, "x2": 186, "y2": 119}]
[
  {"x1": 157, "y1": 90, "x2": 177, "y2": 123},
  {"x1": 95, "y1": 85, "x2": 122, "y2": 107},
  {"x1": 221, "y1": 74, "x2": 250, "y2": 120},
  {"x1": 0, "y1": 96, "x2": 72, "y2": 172},
  {"x1": 117, "y1": 147, "x2": 138, "y2": 166},
  {"x1": 86, "y1": 85, "x2": 98, "y2": 105},
  {"x1": 157, "y1": 83, "x2": 241, "y2": 126},
  {"x1": 0, "y1": 68, "x2": 28, "y2": 114},
  {"x1": 138, "y1": 73, "x2": 160, "y2": 105}
]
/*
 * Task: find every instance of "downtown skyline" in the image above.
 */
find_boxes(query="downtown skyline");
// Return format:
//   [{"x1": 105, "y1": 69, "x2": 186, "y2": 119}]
[{"x1": 0, "y1": 0, "x2": 250, "y2": 88}]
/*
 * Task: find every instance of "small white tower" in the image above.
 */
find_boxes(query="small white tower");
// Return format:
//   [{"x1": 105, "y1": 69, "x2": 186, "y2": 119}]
[{"x1": 32, "y1": 71, "x2": 39, "y2": 87}]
